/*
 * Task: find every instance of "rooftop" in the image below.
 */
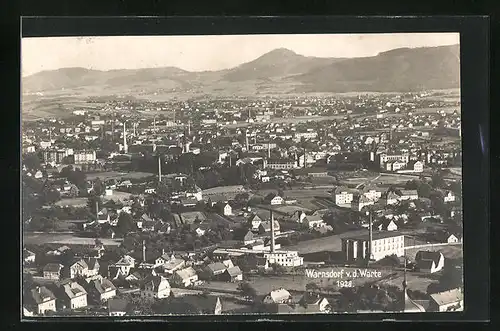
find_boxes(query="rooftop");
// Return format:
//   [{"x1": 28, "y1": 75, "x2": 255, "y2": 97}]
[{"x1": 343, "y1": 231, "x2": 405, "y2": 241}]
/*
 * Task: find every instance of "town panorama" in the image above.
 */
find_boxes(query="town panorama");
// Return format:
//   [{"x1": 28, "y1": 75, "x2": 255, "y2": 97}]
[{"x1": 21, "y1": 34, "x2": 464, "y2": 317}]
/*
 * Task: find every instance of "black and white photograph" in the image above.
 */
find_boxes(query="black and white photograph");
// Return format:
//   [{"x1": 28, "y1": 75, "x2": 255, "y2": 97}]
[{"x1": 21, "y1": 30, "x2": 465, "y2": 317}]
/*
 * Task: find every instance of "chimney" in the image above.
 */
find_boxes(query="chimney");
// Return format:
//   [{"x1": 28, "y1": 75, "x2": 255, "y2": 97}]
[
  {"x1": 188, "y1": 120, "x2": 191, "y2": 136},
  {"x1": 270, "y1": 210, "x2": 276, "y2": 253},
  {"x1": 162, "y1": 248, "x2": 165, "y2": 256},
  {"x1": 95, "y1": 200, "x2": 99, "y2": 219},
  {"x1": 133, "y1": 123, "x2": 137, "y2": 137},
  {"x1": 142, "y1": 240, "x2": 146, "y2": 262},
  {"x1": 245, "y1": 129, "x2": 249, "y2": 151},
  {"x1": 368, "y1": 211, "x2": 373, "y2": 263},
  {"x1": 37, "y1": 286, "x2": 41, "y2": 293},
  {"x1": 123, "y1": 122, "x2": 128, "y2": 153},
  {"x1": 158, "y1": 156, "x2": 162, "y2": 182}
]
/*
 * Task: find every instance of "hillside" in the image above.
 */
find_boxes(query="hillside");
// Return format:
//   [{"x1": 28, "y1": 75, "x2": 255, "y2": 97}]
[
  {"x1": 295, "y1": 45, "x2": 460, "y2": 92},
  {"x1": 22, "y1": 45, "x2": 460, "y2": 94}
]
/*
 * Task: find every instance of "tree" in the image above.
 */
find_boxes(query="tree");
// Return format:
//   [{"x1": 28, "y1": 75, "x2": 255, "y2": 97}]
[
  {"x1": 116, "y1": 212, "x2": 135, "y2": 236},
  {"x1": 93, "y1": 177, "x2": 105, "y2": 196},
  {"x1": 87, "y1": 195, "x2": 102, "y2": 218},
  {"x1": 431, "y1": 171, "x2": 446, "y2": 189},
  {"x1": 306, "y1": 282, "x2": 319, "y2": 293},
  {"x1": 237, "y1": 282, "x2": 257, "y2": 299},
  {"x1": 417, "y1": 182, "x2": 433, "y2": 198},
  {"x1": 23, "y1": 153, "x2": 42, "y2": 171}
]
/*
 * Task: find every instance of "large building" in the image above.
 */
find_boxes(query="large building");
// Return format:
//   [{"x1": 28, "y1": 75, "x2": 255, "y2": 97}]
[
  {"x1": 73, "y1": 150, "x2": 97, "y2": 165},
  {"x1": 377, "y1": 153, "x2": 409, "y2": 170},
  {"x1": 43, "y1": 149, "x2": 72, "y2": 164},
  {"x1": 263, "y1": 251, "x2": 304, "y2": 267},
  {"x1": 266, "y1": 158, "x2": 296, "y2": 170},
  {"x1": 341, "y1": 231, "x2": 405, "y2": 262}
]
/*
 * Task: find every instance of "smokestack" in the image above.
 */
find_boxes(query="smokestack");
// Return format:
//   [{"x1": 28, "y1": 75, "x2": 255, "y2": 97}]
[
  {"x1": 153, "y1": 118, "x2": 156, "y2": 131},
  {"x1": 268, "y1": 142, "x2": 271, "y2": 159},
  {"x1": 95, "y1": 200, "x2": 99, "y2": 219},
  {"x1": 245, "y1": 129, "x2": 249, "y2": 151},
  {"x1": 142, "y1": 240, "x2": 146, "y2": 262},
  {"x1": 368, "y1": 211, "x2": 373, "y2": 263},
  {"x1": 133, "y1": 123, "x2": 137, "y2": 137},
  {"x1": 123, "y1": 122, "x2": 128, "y2": 153},
  {"x1": 270, "y1": 210, "x2": 276, "y2": 253},
  {"x1": 188, "y1": 120, "x2": 191, "y2": 136},
  {"x1": 158, "y1": 156, "x2": 162, "y2": 182}
]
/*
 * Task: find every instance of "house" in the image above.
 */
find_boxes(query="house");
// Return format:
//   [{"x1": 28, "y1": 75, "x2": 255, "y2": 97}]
[
  {"x1": 264, "y1": 193, "x2": 284, "y2": 205},
  {"x1": 65, "y1": 259, "x2": 90, "y2": 279},
  {"x1": 162, "y1": 256, "x2": 186, "y2": 274},
  {"x1": 332, "y1": 186, "x2": 354, "y2": 205},
  {"x1": 302, "y1": 215, "x2": 326, "y2": 228},
  {"x1": 46, "y1": 245, "x2": 71, "y2": 256},
  {"x1": 88, "y1": 278, "x2": 117, "y2": 302},
  {"x1": 382, "y1": 191, "x2": 400, "y2": 205},
  {"x1": 141, "y1": 275, "x2": 171, "y2": 299},
  {"x1": 429, "y1": 288, "x2": 464, "y2": 312},
  {"x1": 415, "y1": 251, "x2": 445, "y2": 273},
  {"x1": 180, "y1": 197, "x2": 198, "y2": 208},
  {"x1": 172, "y1": 267, "x2": 199, "y2": 288},
  {"x1": 220, "y1": 266, "x2": 243, "y2": 282},
  {"x1": 205, "y1": 262, "x2": 227, "y2": 278},
  {"x1": 408, "y1": 160, "x2": 424, "y2": 173},
  {"x1": 108, "y1": 298, "x2": 129, "y2": 316},
  {"x1": 141, "y1": 221, "x2": 156, "y2": 232},
  {"x1": 109, "y1": 255, "x2": 135, "y2": 277},
  {"x1": 258, "y1": 220, "x2": 281, "y2": 235},
  {"x1": 298, "y1": 293, "x2": 330, "y2": 312},
  {"x1": 43, "y1": 263, "x2": 63, "y2": 280},
  {"x1": 56, "y1": 281, "x2": 88, "y2": 310},
  {"x1": 85, "y1": 258, "x2": 100, "y2": 277},
  {"x1": 234, "y1": 229, "x2": 255, "y2": 245},
  {"x1": 376, "y1": 219, "x2": 398, "y2": 232},
  {"x1": 263, "y1": 288, "x2": 292, "y2": 304},
  {"x1": 443, "y1": 191, "x2": 456, "y2": 203},
  {"x1": 437, "y1": 231, "x2": 462, "y2": 243},
  {"x1": 248, "y1": 214, "x2": 263, "y2": 230},
  {"x1": 399, "y1": 190, "x2": 419, "y2": 201},
  {"x1": 25, "y1": 286, "x2": 57, "y2": 315},
  {"x1": 362, "y1": 187, "x2": 382, "y2": 202},
  {"x1": 351, "y1": 194, "x2": 374, "y2": 212},
  {"x1": 23, "y1": 249, "x2": 36, "y2": 264},
  {"x1": 218, "y1": 202, "x2": 233, "y2": 216}
]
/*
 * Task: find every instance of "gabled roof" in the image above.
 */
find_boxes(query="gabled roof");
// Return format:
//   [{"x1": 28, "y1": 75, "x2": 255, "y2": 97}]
[
  {"x1": 29, "y1": 287, "x2": 56, "y2": 304},
  {"x1": 62, "y1": 282, "x2": 87, "y2": 299},
  {"x1": 43, "y1": 263, "x2": 63, "y2": 272},
  {"x1": 175, "y1": 267, "x2": 197, "y2": 280},
  {"x1": 70, "y1": 259, "x2": 89, "y2": 270},
  {"x1": 91, "y1": 278, "x2": 116, "y2": 294},
  {"x1": 415, "y1": 251, "x2": 444, "y2": 264},
  {"x1": 206, "y1": 262, "x2": 227, "y2": 273},
  {"x1": 225, "y1": 266, "x2": 242, "y2": 277},
  {"x1": 430, "y1": 288, "x2": 463, "y2": 306},
  {"x1": 85, "y1": 258, "x2": 100, "y2": 270},
  {"x1": 265, "y1": 288, "x2": 291, "y2": 303},
  {"x1": 142, "y1": 275, "x2": 170, "y2": 291}
]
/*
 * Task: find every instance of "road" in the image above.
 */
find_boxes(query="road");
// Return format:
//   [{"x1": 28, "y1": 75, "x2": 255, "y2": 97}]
[
  {"x1": 355, "y1": 174, "x2": 382, "y2": 189},
  {"x1": 286, "y1": 228, "x2": 428, "y2": 255}
]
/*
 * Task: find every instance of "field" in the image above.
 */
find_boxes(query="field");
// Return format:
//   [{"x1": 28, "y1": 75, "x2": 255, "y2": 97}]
[
  {"x1": 405, "y1": 243, "x2": 463, "y2": 261},
  {"x1": 379, "y1": 272, "x2": 439, "y2": 293},
  {"x1": 23, "y1": 233, "x2": 122, "y2": 246},
  {"x1": 200, "y1": 267, "x2": 395, "y2": 295},
  {"x1": 85, "y1": 171, "x2": 154, "y2": 181},
  {"x1": 55, "y1": 197, "x2": 88, "y2": 207}
]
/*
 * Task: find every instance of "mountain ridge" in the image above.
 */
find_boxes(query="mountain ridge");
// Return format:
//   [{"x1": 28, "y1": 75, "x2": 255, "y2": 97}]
[{"x1": 22, "y1": 44, "x2": 460, "y2": 94}]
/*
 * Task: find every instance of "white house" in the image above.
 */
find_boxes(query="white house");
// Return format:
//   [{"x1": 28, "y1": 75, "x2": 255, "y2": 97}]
[
  {"x1": 172, "y1": 267, "x2": 199, "y2": 288},
  {"x1": 429, "y1": 288, "x2": 464, "y2": 312},
  {"x1": 415, "y1": 251, "x2": 445, "y2": 273},
  {"x1": 333, "y1": 187, "x2": 354, "y2": 205},
  {"x1": 141, "y1": 275, "x2": 171, "y2": 299},
  {"x1": 443, "y1": 191, "x2": 456, "y2": 203},
  {"x1": 399, "y1": 190, "x2": 419, "y2": 201},
  {"x1": 263, "y1": 288, "x2": 292, "y2": 304}
]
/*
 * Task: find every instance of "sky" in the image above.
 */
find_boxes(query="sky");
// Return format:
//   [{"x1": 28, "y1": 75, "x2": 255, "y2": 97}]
[{"x1": 21, "y1": 33, "x2": 459, "y2": 77}]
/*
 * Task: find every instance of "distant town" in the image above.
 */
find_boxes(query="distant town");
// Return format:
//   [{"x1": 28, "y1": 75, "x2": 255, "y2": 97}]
[{"x1": 22, "y1": 90, "x2": 464, "y2": 317}]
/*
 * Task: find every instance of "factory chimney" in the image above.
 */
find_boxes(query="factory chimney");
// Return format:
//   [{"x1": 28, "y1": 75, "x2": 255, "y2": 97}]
[
  {"x1": 133, "y1": 123, "x2": 137, "y2": 137},
  {"x1": 188, "y1": 120, "x2": 191, "y2": 136},
  {"x1": 123, "y1": 122, "x2": 128, "y2": 153},
  {"x1": 158, "y1": 155, "x2": 162, "y2": 182},
  {"x1": 245, "y1": 129, "x2": 249, "y2": 151},
  {"x1": 270, "y1": 210, "x2": 276, "y2": 253},
  {"x1": 142, "y1": 240, "x2": 146, "y2": 262},
  {"x1": 268, "y1": 142, "x2": 271, "y2": 159},
  {"x1": 95, "y1": 200, "x2": 99, "y2": 220},
  {"x1": 368, "y1": 210, "x2": 373, "y2": 265}
]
